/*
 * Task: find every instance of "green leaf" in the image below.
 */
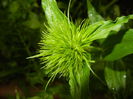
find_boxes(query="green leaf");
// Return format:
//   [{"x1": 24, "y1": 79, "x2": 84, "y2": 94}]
[
  {"x1": 88, "y1": 15, "x2": 133, "y2": 41},
  {"x1": 104, "y1": 61, "x2": 126, "y2": 92},
  {"x1": 42, "y1": 0, "x2": 67, "y2": 26},
  {"x1": 78, "y1": 63, "x2": 90, "y2": 99},
  {"x1": 105, "y1": 29, "x2": 133, "y2": 61},
  {"x1": 15, "y1": 90, "x2": 20, "y2": 99},
  {"x1": 69, "y1": 63, "x2": 90, "y2": 99},
  {"x1": 87, "y1": 0, "x2": 104, "y2": 23},
  {"x1": 69, "y1": 67, "x2": 79, "y2": 99}
]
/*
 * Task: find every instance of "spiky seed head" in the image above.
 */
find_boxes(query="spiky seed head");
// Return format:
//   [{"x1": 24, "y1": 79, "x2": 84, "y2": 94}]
[{"x1": 37, "y1": 20, "x2": 93, "y2": 80}]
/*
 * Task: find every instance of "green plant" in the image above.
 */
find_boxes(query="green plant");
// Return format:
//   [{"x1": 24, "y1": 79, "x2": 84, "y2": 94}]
[{"x1": 29, "y1": 0, "x2": 133, "y2": 99}]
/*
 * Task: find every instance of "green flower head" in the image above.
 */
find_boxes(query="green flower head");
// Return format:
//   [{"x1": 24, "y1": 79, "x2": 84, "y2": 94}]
[{"x1": 39, "y1": 20, "x2": 98, "y2": 78}]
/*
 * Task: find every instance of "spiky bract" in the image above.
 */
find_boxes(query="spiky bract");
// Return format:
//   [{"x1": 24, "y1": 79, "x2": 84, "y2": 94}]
[{"x1": 38, "y1": 20, "x2": 99, "y2": 79}]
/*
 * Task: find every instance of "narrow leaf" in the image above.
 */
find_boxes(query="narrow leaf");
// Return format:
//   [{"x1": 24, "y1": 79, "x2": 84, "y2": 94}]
[
  {"x1": 69, "y1": 63, "x2": 90, "y2": 99},
  {"x1": 69, "y1": 67, "x2": 80, "y2": 99},
  {"x1": 88, "y1": 15, "x2": 133, "y2": 41}
]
